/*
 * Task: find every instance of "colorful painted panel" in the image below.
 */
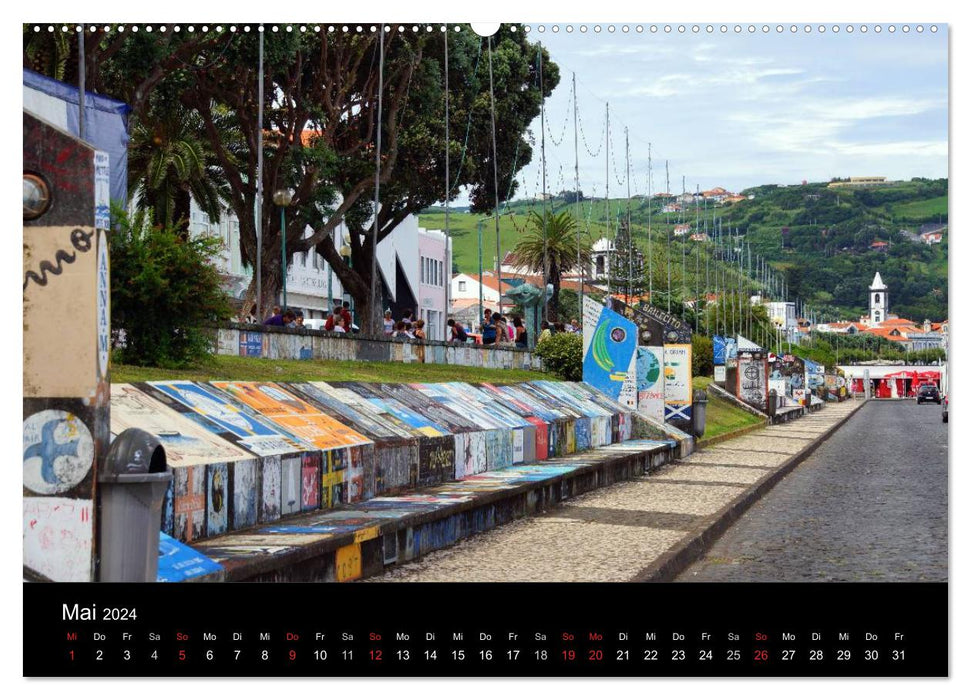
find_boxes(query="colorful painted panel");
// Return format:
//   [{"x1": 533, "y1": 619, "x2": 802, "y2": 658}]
[
  {"x1": 239, "y1": 331, "x2": 268, "y2": 358},
  {"x1": 663, "y1": 344, "x2": 693, "y2": 423},
  {"x1": 111, "y1": 384, "x2": 252, "y2": 467},
  {"x1": 157, "y1": 533, "x2": 223, "y2": 582},
  {"x1": 636, "y1": 346, "x2": 665, "y2": 422},
  {"x1": 173, "y1": 465, "x2": 206, "y2": 543},
  {"x1": 211, "y1": 381, "x2": 372, "y2": 450},
  {"x1": 301, "y1": 453, "x2": 322, "y2": 512},
  {"x1": 281, "y1": 455, "x2": 302, "y2": 516},
  {"x1": 145, "y1": 381, "x2": 308, "y2": 456},
  {"x1": 292, "y1": 382, "x2": 409, "y2": 441},
  {"x1": 582, "y1": 296, "x2": 638, "y2": 407}
]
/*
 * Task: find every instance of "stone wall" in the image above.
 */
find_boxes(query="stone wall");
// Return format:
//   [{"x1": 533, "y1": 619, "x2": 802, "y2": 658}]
[{"x1": 216, "y1": 322, "x2": 542, "y2": 370}]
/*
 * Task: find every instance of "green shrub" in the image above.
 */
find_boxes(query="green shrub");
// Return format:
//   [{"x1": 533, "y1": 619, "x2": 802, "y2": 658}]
[
  {"x1": 535, "y1": 332, "x2": 583, "y2": 381},
  {"x1": 110, "y1": 206, "x2": 233, "y2": 368},
  {"x1": 692, "y1": 333, "x2": 714, "y2": 377}
]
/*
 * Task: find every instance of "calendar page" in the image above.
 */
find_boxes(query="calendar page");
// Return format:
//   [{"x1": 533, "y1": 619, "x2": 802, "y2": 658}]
[{"x1": 20, "y1": 8, "x2": 951, "y2": 685}]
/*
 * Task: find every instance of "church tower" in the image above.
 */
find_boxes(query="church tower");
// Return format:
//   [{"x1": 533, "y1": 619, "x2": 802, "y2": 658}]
[{"x1": 870, "y1": 272, "x2": 888, "y2": 325}]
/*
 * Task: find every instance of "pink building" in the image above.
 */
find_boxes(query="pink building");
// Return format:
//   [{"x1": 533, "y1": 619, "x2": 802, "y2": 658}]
[{"x1": 417, "y1": 227, "x2": 451, "y2": 341}]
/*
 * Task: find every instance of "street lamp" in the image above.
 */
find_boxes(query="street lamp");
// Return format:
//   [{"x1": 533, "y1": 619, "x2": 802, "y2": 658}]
[{"x1": 273, "y1": 188, "x2": 294, "y2": 311}]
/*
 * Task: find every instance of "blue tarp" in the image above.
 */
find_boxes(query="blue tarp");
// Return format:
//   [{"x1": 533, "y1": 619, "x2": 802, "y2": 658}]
[
  {"x1": 713, "y1": 335, "x2": 726, "y2": 365},
  {"x1": 23, "y1": 68, "x2": 130, "y2": 207}
]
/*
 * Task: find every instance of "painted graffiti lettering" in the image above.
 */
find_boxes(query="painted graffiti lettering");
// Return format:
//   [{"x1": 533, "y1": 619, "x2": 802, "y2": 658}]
[{"x1": 23, "y1": 228, "x2": 94, "y2": 291}]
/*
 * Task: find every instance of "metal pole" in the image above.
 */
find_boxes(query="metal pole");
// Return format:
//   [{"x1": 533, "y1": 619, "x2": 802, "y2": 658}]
[
  {"x1": 487, "y1": 37, "x2": 502, "y2": 316},
  {"x1": 539, "y1": 44, "x2": 548, "y2": 323},
  {"x1": 478, "y1": 219, "x2": 484, "y2": 330},
  {"x1": 280, "y1": 206, "x2": 287, "y2": 311},
  {"x1": 78, "y1": 28, "x2": 86, "y2": 141},
  {"x1": 444, "y1": 27, "x2": 451, "y2": 335},
  {"x1": 256, "y1": 30, "x2": 264, "y2": 320},
  {"x1": 370, "y1": 25, "x2": 386, "y2": 336},
  {"x1": 625, "y1": 127, "x2": 632, "y2": 304},
  {"x1": 648, "y1": 143, "x2": 653, "y2": 305},
  {"x1": 573, "y1": 72, "x2": 582, "y2": 313},
  {"x1": 604, "y1": 103, "x2": 611, "y2": 298}
]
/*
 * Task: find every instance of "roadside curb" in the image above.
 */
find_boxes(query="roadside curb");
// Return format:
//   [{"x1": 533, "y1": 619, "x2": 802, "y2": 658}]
[
  {"x1": 632, "y1": 399, "x2": 869, "y2": 583},
  {"x1": 696, "y1": 420, "x2": 768, "y2": 449}
]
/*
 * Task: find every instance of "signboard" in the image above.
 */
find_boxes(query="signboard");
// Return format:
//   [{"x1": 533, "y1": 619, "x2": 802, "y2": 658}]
[
  {"x1": 663, "y1": 344, "x2": 693, "y2": 423},
  {"x1": 582, "y1": 297, "x2": 638, "y2": 407},
  {"x1": 714, "y1": 365, "x2": 726, "y2": 383},
  {"x1": 636, "y1": 346, "x2": 665, "y2": 421}
]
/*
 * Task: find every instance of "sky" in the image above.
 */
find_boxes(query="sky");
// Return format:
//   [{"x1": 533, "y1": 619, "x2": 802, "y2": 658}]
[{"x1": 497, "y1": 24, "x2": 949, "y2": 203}]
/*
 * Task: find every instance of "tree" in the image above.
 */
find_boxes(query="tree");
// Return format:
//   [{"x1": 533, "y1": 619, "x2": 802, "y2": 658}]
[
  {"x1": 109, "y1": 205, "x2": 233, "y2": 367},
  {"x1": 128, "y1": 104, "x2": 228, "y2": 231},
  {"x1": 609, "y1": 219, "x2": 645, "y2": 303},
  {"x1": 25, "y1": 27, "x2": 557, "y2": 332},
  {"x1": 512, "y1": 210, "x2": 592, "y2": 321}
]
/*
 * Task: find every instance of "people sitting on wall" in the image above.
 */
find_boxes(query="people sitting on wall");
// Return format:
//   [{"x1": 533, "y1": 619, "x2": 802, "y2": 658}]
[
  {"x1": 293, "y1": 312, "x2": 305, "y2": 329},
  {"x1": 383, "y1": 310, "x2": 395, "y2": 335},
  {"x1": 393, "y1": 321, "x2": 414, "y2": 340},
  {"x1": 413, "y1": 319, "x2": 426, "y2": 341},
  {"x1": 447, "y1": 318, "x2": 469, "y2": 343},
  {"x1": 240, "y1": 303, "x2": 259, "y2": 324},
  {"x1": 263, "y1": 306, "x2": 284, "y2": 326},
  {"x1": 333, "y1": 315, "x2": 348, "y2": 334},
  {"x1": 323, "y1": 308, "x2": 336, "y2": 331},
  {"x1": 401, "y1": 308, "x2": 413, "y2": 325},
  {"x1": 282, "y1": 310, "x2": 297, "y2": 327},
  {"x1": 495, "y1": 314, "x2": 510, "y2": 345},
  {"x1": 340, "y1": 301, "x2": 353, "y2": 331},
  {"x1": 513, "y1": 317, "x2": 528, "y2": 348}
]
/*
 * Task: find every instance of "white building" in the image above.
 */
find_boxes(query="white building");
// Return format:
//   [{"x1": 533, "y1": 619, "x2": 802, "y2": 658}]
[
  {"x1": 189, "y1": 201, "x2": 451, "y2": 337},
  {"x1": 763, "y1": 300, "x2": 798, "y2": 341},
  {"x1": 869, "y1": 271, "x2": 888, "y2": 325}
]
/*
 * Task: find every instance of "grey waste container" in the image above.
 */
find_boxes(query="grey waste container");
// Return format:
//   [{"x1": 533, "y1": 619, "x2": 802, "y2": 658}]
[
  {"x1": 98, "y1": 428, "x2": 171, "y2": 582},
  {"x1": 691, "y1": 388, "x2": 708, "y2": 438},
  {"x1": 768, "y1": 389, "x2": 778, "y2": 417}
]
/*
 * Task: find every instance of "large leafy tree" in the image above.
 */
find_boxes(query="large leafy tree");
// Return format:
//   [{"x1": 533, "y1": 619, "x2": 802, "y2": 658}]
[
  {"x1": 512, "y1": 210, "x2": 592, "y2": 321},
  {"x1": 24, "y1": 25, "x2": 557, "y2": 332}
]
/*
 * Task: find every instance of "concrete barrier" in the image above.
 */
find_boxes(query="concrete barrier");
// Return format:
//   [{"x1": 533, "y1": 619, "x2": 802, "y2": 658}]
[
  {"x1": 216, "y1": 323, "x2": 542, "y2": 370},
  {"x1": 110, "y1": 380, "x2": 649, "y2": 546}
]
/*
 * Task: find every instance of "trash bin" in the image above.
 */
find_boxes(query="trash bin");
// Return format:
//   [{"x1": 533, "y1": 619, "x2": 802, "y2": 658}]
[
  {"x1": 768, "y1": 389, "x2": 778, "y2": 417},
  {"x1": 691, "y1": 388, "x2": 708, "y2": 438},
  {"x1": 98, "y1": 428, "x2": 171, "y2": 582}
]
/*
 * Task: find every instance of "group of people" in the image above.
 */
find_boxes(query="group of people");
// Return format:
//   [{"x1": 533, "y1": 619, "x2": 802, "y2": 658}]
[
  {"x1": 240, "y1": 302, "x2": 355, "y2": 333},
  {"x1": 537, "y1": 319, "x2": 582, "y2": 343},
  {"x1": 382, "y1": 309, "x2": 427, "y2": 341},
  {"x1": 479, "y1": 309, "x2": 529, "y2": 349}
]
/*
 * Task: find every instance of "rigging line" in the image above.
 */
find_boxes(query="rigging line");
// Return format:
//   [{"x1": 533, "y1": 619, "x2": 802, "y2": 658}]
[
  {"x1": 543, "y1": 77, "x2": 574, "y2": 148},
  {"x1": 487, "y1": 35, "x2": 502, "y2": 313}
]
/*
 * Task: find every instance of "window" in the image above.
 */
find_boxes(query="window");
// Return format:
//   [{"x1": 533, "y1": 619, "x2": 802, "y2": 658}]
[
  {"x1": 458, "y1": 280, "x2": 467, "y2": 292},
  {"x1": 874, "y1": 293, "x2": 881, "y2": 304},
  {"x1": 596, "y1": 256, "x2": 605, "y2": 275}
]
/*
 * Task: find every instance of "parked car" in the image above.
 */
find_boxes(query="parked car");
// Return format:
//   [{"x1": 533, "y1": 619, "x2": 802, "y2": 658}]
[
  {"x1": 917, "y1": 383, "x2": 941, "y2": 404},
  {"x1": 942, "y1": 395, "x2": 948, "y2": 423}
]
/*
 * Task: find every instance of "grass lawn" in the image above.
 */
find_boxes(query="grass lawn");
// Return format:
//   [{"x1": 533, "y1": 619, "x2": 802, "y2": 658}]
[
  {"x1": 693, "y1": 375, "x2": 765, "y2": 441},
  {"x1": 111, "y1": 354, "x2": 551, "y2": 385}
]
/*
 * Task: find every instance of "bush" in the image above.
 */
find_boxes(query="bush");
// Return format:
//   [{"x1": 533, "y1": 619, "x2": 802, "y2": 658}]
[
  {"x1": 535, "y1": 332, "x2": 583, "y2": 381},
  {"x1": 110, "y1": 206, "x2": 233, "y2": 367},
  {"x1": 692, "y1": 334, "x2": 714, "y2": 377}
]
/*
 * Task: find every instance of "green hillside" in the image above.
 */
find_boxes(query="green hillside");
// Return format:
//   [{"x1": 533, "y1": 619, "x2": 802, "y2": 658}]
[{"x1": 422, "y1": 178, "x2": 948, "y2": 322}]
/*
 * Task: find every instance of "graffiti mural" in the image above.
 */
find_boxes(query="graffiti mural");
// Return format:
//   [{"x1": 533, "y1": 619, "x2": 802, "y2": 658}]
[
  {"x1": 281, "y1": 456, "x2": 302, "y2": 516},
  {"x1": 663, "y1": 344, "x2": 693, "y2": 423},
  {"x1": 111, "y1": 384, "x2": 252, "y2": 467},
  {"x1": 737, "y1": 354, "x2": 769, "y2": 412},
  {"x1": 145, "y1": 381, "x2": 308, "y2": 456},
  {"x1": 173, "y1": 465, "x2": 206, "y2": 543},
  {"x1": 23, "y1": 497, "x2": 93, "y2": 582},
  {"x1": 582, "y1": 297, "x2": 638, "y2": 407},
  {"x1": 211, "y1": 382, "x2": 372, "y2": 450},
  {"x1": 636, "y1": 346, "x2": 665, "y2": 421},
  {"x1": 23, "y1": 409, "x2": 95, "y2": 496},
  {"x1": 206, "y1": 463, "x2": 229, "y2": 538},
  {"x1": 231, "y1": 460, "x2": 259, "y2": 530}
]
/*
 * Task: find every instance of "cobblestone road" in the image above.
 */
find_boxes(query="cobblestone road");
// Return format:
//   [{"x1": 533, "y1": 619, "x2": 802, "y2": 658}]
[
  {"x1": 373, "y1": 400, "x2": 863, "y2": 582},
  {"x1": 678, "y1": 399, "x2": 947, "y2": 582}
]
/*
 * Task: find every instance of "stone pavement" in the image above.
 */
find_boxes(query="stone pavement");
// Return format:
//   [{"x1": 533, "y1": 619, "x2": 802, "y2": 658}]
[{"x1": 372, "y1": 399, "x2": 863, "y2": 583}]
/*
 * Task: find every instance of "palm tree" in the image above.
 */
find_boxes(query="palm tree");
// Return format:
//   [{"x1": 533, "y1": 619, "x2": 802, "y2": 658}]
[
  {"x1": 512, "y1": 210, "x2": 593, "y2": 321},
  {"x1": 127, "y1": 105, "x2": 229, "y2": 231}
]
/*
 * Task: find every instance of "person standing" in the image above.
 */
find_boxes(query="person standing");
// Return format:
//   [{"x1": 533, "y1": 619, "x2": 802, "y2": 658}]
[
  {"x1": 382, "y1": 310, "x2": 395, "y2": 335},
  {"x1": 413, "y1": 319, "x2": 427, "y2": 341},
  {"x1": 481, "y1": 313, "x2": 497, "y2": 346},
  {"x1": 340, "y1": 301, "x2": 353, "y2": 331}
]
